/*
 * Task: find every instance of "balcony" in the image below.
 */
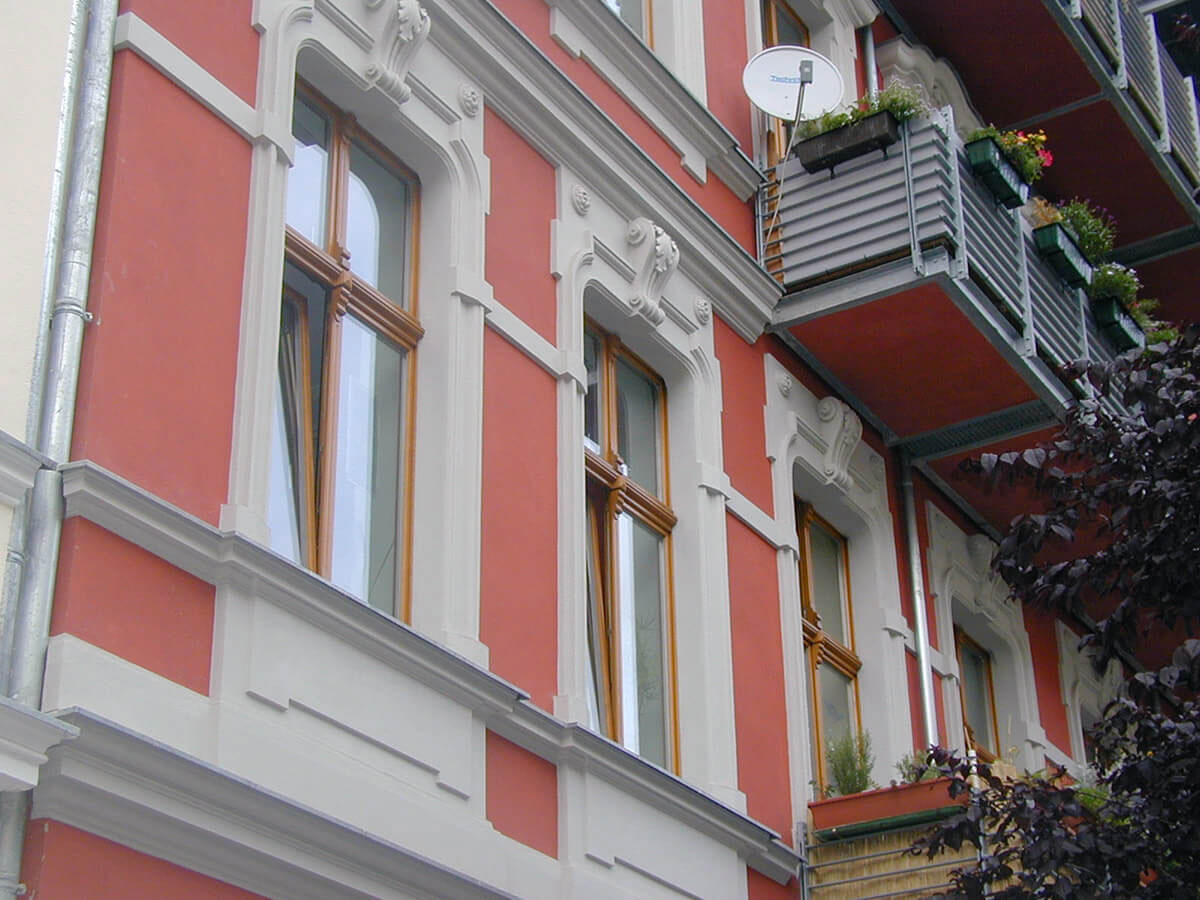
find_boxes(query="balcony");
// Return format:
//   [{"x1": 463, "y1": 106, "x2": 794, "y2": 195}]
[
  {"x1": 760, "y1": 110, "x2": 1123, "y2": 471},
  {"x1": 877, "y1": 0, "x2": 1200, "y2": 324}
]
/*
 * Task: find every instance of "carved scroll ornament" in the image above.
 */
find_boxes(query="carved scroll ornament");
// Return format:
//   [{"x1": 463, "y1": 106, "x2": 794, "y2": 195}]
[
  {"x1": 816, "y1": 397, "x2": 863, "y2": 491},
  {"x1": 364, "y1": 0, "x2": 431, "y2": 106},
  {"x1": 625, "y1": 217, "x2": 679, "y2": 326}
]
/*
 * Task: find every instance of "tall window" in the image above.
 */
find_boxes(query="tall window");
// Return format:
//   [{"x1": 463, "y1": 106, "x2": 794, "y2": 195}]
[
  {"x1": 761, "y1": 0, "x2": 810, "y2": 165},
  {"x1": 583, "y1": 321, "x2": 677, "y2": 770},
  {"x1": 955, "y1": 628, "x2": 998, "y2": 761},
  {"x1": 268, "y1": 83, "x2": 422, "y2": 618},
  {"x1": 602, "y1": 0, "x2": 650, "y2": 42},
  {"x1": 797, "y1": 502, "x2": 862, "y2": 792}
]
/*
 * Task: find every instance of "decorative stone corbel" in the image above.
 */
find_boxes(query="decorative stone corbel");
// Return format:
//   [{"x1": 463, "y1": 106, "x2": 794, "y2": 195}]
[
  {"x1": 626, "y1": 217, "x2": 679, "y2": 326},
  {"x1": 816, "y1": 397, "x2": 862, "y2": 492},
  {"x1": 364, "y1": 0, "x2": 431, "y2": 107}
]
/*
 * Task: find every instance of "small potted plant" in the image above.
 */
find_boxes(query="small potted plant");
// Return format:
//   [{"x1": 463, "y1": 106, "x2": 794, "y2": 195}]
[
  {"x1": 1027, "y1": 197, "x2": 1094, "y2": 288},
  {"x1": 792, "y1": 81, "x2": 926, "y2": 175},
  {"x1": 1089, "y1": 262, "x2": 1146, "y2": 351},
  {"x1": 965, "y1": 125, "x2": 1052, "y2": 209}
]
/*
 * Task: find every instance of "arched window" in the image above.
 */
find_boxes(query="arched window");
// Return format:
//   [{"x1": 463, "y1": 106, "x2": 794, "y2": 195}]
[
  {"x1": 583, "y1": 318, "x2": 677, "y2": 770},
  {"x1": 268, "y1": 82, "x2": 422, "y2": 618}
]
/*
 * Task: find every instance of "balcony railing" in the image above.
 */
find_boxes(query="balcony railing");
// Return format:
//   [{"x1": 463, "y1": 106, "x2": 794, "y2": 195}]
[
  {"x1": 760, "y1": 110, "x2": 1121, "y2": 381},
  {"x1": 1075, "y1": 0, "x2": 1200, "y2": 186}
]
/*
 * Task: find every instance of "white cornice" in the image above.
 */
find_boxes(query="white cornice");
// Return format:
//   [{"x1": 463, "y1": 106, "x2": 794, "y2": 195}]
[
  {"x1": 0, "y1": 696, "x2": 78, "y2": 791},
  {"x1": 0, "y1": 429, "x2": 48, "y2": 506},
  {"x1": 544, "y1": 0, "x2": 761, "y2": 198},
  {"x1": 423, "y1": 0, "x2": 779, "y2": 341},
  {"x1": 56, "y1": 460, "x2": 803, "y2": 885},
  {"x1": 36, "y1": 709, "x2": 518, "y2": 900}
]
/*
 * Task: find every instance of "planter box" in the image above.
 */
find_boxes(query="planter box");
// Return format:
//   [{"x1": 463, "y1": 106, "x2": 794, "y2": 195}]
[
  {"x1": 1092, "y1": 296, "x2": 1146, "y2": 351},
  {"x1": 809, "y1": 777, "x2": 963, "y2": 838},
  {"x1": 1033, "y1": 223, "x2": 1093, "y2": 288},
  {"x1": 966, "y1": 137, "x2": 1030, "y2": 209},
  {"x1": 793, "y1": 111, "x2": 901, "y2": 175}
]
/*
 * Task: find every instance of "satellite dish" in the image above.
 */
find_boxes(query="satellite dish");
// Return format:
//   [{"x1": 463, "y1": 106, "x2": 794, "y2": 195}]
[{"x1": 742, "y1": 46, "x2": 844, "y2": 122}]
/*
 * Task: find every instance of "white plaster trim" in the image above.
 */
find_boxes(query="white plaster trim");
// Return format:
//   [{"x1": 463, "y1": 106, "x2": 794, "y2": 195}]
[
  {"x1": 551, "y1": 171, "x2": 746, "y2": 814},
  {"x1": 1056, "y1": 619, "x2": 1122, "y2": 768},
  {"x1": 36, "y1": 709, "x2": 518, "y2": 900},
  {"x1": 546, "y1": 0, "x2": 756, "y2": 193},
  {"x1": 425, "y1": 0, "x2": 778, "y2": 340},
  {"x1": 113, "y1": 13, "x2": 292, "y2": 155},
  {"x1": 54, "y1": 460, "x2": 802, "y2": 884},
  {"x1": 926, "y1": 503, "x2": 1047, "y2": 772},
  {"x1": 0, "y1": 429, "x2": 47, "y2": 507},
  {"x1": 725, "y1": 483, "x2": 792, "y2": 551},
  {"x1": 0, "y1": 695, "x2": 78, "y2": 791},
  {"x1": 762, "y1": 354, "x2": 909, "y2": 833},
  {"x1": 875, "y1": 36, "x2": 984, "y2": 139}
]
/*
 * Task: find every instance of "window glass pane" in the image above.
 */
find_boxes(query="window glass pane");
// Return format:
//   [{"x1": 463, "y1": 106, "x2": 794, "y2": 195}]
[
  {"x1": 819, "y1": 665, "x2": 855, "y2": 750},
  {"x1": 615, "y1": 357, "x2": 660, "y2": 495},
  {"x1": 287, "y1": 96, "x2": 330, "y2": 246},
  {"x1": 959, "y1": 639, "x2": 995, "y2": 752},
  {"x1": 617, "y1": 515, "x2": 668, "y2": 768},
  {"x1": 329, "y1": 315, "x2": 404, "y2": 614},
  {"x1": 603, "y1": 0, "x2": 644, "y2": 38},
  {"x1": 585, "y1": 497, "x2": 608, "y2": 734},
  {"x1": 347, "y1": 143, "x2": 411, "y2": 305},
  {"x1": 268, "y1": 310, "x2": 304, "y2": 565},
  {"x1": 808, "y1": 521, "x2": 847, "y2": 646},
  {"x1": 584, "y1": 329, "x2": 602, "y2": 452},
  {"x1": 770, "y1": 0, "x2": 808, "y2": 46}
]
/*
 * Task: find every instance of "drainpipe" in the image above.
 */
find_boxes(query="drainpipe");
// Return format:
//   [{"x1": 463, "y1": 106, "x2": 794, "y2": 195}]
[
  {"x1": 860, "y1": 24, "x2": 879, "y2": 102},
  {"x1": 0, "y1": 1, "x2": 118, "y2": 897},
  {"x1": 900, "y1": 451, "x2": 938, "y2": 750}
]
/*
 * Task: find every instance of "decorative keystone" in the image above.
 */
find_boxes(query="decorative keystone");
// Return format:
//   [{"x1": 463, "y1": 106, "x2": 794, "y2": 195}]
[
  {"x1": 816, "y1": 397, "x2": 863, "y2": 491},
  {"x1": 626, "y1": 217, "x2": 678, "y2": 326},
  {"x1": 364, "y1": 0, "x2": 431, "y2": 107}
]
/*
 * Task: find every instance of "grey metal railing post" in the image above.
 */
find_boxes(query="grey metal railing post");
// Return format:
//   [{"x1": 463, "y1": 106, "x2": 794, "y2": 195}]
[
  {"x1": 1014, "y1": 211, "x2": 1037, "y2": 359},
  {"x1": 943, "y1": 108, "x2": 970, "y2": 281},
  {"x1": 1112, "y1": 0, "x2": 1129, "y2": 89},
  {"x1": 902, "y1": 119, "x2": 925, "y2": 276}
]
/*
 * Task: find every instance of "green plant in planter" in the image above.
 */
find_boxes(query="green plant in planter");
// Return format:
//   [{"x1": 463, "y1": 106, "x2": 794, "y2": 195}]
[
  {"x1": 894, "y1": 750, "x2": 939, "y2": 786},
  {"x1": 1129, "y1": 297, "x2": 1180, "y2": 345},
  {"x1": 825, "y1": 731, "x2": 877, "y2": 798},
  {"x1": 966, "y1": 124, "x2": 1053, "y2": 183},
  {"x1": 1058, "y1": 198, "x2": 1116, "y2": 265},
  {"x1": 795, "y1": 81, "x2": 927, "y2": 140},
  {"x1": 1089, "y1": 262, "x2": 1140, "y2": 305}
]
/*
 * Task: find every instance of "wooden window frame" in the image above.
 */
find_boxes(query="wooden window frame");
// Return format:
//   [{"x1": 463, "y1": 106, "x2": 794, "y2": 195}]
[
  {"x1": 584, "y1": 321, "x2": 679, "y2": 771},
  {"x1": 796, "y1": 501, "x2": 862, "y2": 792},
  {"x1": 954, "y1": 626, "x2": 1000, "y2": 762},
  {"x1": 279, "y1": 81, "x2": 423, "y2": 621}
]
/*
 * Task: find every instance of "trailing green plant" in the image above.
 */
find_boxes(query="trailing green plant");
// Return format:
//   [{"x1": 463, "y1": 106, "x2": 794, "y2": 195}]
[
  {"x1": 1058, "y1": 198, "x2": 1116, "y2": 264},
  {"x1": 966, "y1": 124, "x2": 1053, "y2": 182},
  {"x1": 894, "y1": 750, "x2": 939, "y2": 785},
  {"x1": 1088, "y1": 262, "x2": 1140, "y2": 305},
  {"x1": 1129, "y1": 296, "x2": 1179, "y2": 345},
  {"x1": 795, "y1": 81, "x2": 927, "y2": 140},
  {"x1": 825, "y1": 730, "x2": 876, "y2": 797}
]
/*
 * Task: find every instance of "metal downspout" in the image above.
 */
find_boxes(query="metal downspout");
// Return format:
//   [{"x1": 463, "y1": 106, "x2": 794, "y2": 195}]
[
  {"x1": 0, "y1": 1, "x2": 119, "y2": 896},
  {"x1": 861, "y1": 24, "x2": 879, "y2": 102},
  {"x1": 900, "y1": 451, "x2": 939, "y2": 750},
  {"x1": 0, "y1": 0, "x2": 88, "y2": 699}
]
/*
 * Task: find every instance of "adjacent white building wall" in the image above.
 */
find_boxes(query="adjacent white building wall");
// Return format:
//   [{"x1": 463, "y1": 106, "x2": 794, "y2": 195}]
[{"x1": 0, "y1": 0, "x2": 73, "y2": 441}]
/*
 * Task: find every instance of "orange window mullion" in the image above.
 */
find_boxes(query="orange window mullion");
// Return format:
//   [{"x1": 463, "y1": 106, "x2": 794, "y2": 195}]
[{"x1": 314, "y1": 287, "x2": 347, "y2": 578}]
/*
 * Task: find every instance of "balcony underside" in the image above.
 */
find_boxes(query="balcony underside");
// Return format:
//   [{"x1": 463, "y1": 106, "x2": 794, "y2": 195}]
[{"x1": 879, "y1": 0, "x2": 1200, "y2": 324}]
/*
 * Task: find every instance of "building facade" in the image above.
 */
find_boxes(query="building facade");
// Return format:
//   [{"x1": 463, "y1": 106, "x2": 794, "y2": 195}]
[{"x1": 1, "y1": 0, "x2": 1197, "y2": 897}]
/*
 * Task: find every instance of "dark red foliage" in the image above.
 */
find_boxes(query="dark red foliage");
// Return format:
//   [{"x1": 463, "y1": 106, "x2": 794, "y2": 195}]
[{"x1": 913, "y1": 328, "x2": 1200, "y2": 898}]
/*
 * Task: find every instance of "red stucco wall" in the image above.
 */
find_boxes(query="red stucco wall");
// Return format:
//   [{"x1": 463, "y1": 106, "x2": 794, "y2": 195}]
[
  {"x1": 479, "y1": 329, "x2": 558, "y2": 711},
  {"x1": 485, "y1": 732, "x2": 559, "y2": 858},
  {"x1": 21, "y1": 820, "x2": 264, "y2": 899},
  {"x1": 52, "y1": 519, "x2": 214, "y2": 695},
  {"x1": 73, "y1": 53, "x2": 248, "y2": 526},
  {"x1": 727, "y1": 513, "x2": 793, "y2": 843}
]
